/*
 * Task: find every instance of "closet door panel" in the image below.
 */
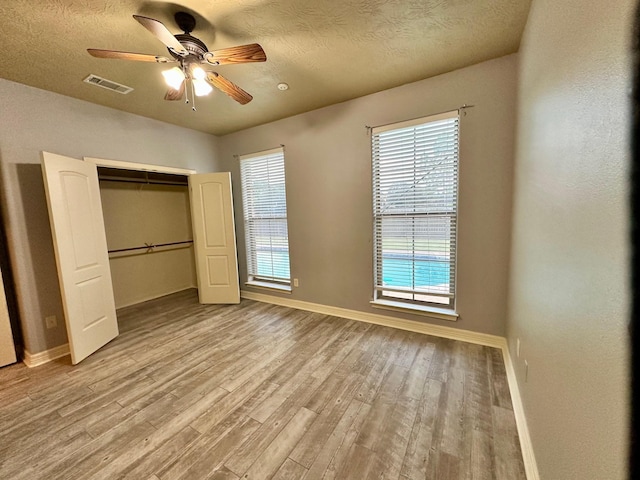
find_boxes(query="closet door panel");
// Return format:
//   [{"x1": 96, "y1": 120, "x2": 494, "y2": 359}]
[
  {"x1": 190, "y1": 173, "x2": 240, "y2": 304},
  {"x1": 41, "y1": 152, "x2": 118, "y2": 364},
  {"x1": 0, "y1": 267, "x2": 17, "y2": 367},
  {"x1": 207, "y1": 256, "x2": 231, "y2": 286}
]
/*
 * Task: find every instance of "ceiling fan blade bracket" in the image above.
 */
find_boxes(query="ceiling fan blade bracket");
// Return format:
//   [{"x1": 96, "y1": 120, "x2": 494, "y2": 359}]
[
  {"x1": 168, "y1": 46, "x2": 189, "y2": 58},
  {"x1": 203, "y1": 52, "x2": 219, "y2": 66}
]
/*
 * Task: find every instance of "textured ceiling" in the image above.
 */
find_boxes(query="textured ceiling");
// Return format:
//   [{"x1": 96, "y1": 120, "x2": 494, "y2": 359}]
[{"x1": 0, "y1": 0, "x2": 531, "y2": 135}]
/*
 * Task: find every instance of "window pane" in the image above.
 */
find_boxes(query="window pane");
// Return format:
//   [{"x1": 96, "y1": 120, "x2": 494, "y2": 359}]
[
  {"x1": 240, "y1": 149, "x2": 291, "y2": 284},
  {"x1": 250, "y1": 218, "x2": 290, "y2": 279},
  {"x1": 377, "y1": 216, "x2": 452, "y2": 295},
  {"x1": 372, "y1": 112, "x2": 459, "y2": 308}
]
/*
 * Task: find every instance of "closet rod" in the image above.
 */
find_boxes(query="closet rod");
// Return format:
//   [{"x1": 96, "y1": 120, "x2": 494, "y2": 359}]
[{"x1": 108, "y1": 240, "x2": 194, "y2": 254}]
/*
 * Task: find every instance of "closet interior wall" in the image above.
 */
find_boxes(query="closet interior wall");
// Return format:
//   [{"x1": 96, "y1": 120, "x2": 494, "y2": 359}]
[{"x1": 98, "y1": 168, "x2": 197, "y2": 309}]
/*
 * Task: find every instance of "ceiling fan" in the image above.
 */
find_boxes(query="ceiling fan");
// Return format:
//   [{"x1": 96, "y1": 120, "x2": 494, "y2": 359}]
[{"x1": 87, "y1": 12, "x2": 266, "y2": 106}]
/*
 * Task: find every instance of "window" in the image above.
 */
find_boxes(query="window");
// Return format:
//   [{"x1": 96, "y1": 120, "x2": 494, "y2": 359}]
[
  {"x1": 240, "y1": 147, "x2": 291, "y2": 290},
  {"x1": 372, "y1": 110, "x2": 459, "y2": 311}
]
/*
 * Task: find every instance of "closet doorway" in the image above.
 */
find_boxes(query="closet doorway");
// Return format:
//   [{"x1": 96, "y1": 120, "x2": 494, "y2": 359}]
[
  {"x1": 41, "y1": 152, "x2": 240, "y2": 364},
  {"x1": 97, "y1": 161, "x2": 195, "y2": 310}
]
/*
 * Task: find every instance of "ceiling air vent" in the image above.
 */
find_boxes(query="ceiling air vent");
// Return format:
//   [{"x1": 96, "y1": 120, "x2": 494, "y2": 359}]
[{"x1": 83, "y1": 74, "x2": 133, "y2": 94}]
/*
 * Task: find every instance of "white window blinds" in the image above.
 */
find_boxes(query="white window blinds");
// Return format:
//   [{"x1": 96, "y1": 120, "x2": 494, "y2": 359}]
[
  {"x1": 372, "y1": 111, "x2": 459, "y2": 308},
  {"x1": 240, "y1": 147, "x2": 291, "y2": 285}
]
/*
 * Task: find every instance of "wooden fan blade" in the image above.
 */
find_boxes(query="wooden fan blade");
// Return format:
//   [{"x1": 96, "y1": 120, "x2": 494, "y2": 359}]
[
  {"x1": 206, "y1": 72, "x2": 253, "y2": 105},
  {"x1": 204, "y1": 43, "x2": 267, "y2": 66},
  {"x1": 133, "y1": 15, "x2": 188, "y2": 57},
  {"x1": 87, "y1": 49, "x2": 172, "y2": 63},
  {"x1": 164, "y1": 81, "x2": 185, "y2": 101}
]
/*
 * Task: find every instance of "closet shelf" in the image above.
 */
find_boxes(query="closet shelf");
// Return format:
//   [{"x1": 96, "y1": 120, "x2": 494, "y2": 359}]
[{"x1": 97, "y1": 166, "x2": 189, "y2": 186}]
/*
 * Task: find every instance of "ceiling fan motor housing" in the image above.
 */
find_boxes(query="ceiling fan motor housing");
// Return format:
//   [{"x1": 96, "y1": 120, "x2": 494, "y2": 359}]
[
  {"x1": 167, "y1": 12, "x2": 208, "y2": 61},
  {"x1": 172, "y1": 33, "x2": 208, "y2": 59}
]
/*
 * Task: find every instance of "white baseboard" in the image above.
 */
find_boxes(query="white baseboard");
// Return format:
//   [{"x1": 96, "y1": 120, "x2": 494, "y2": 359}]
[
  {"x1": 241, "y1": 289, "x2": 540, "y2": 479},
  {"x1": 240, "y1": 290, "x2": 505, "y2": 348},
  {"x1": 23, "y1": 343, "x2": 70, "y2": 368},
  {"x1": 500, "y1": 340, "x2": 540, "y2": 480}
]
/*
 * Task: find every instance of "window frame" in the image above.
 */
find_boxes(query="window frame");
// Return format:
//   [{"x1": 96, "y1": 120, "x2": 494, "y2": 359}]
[
  {"x1": 370, "y1": 110, "x2": 460, "y2": 317},
  {"x1": 239, "y1": 147, "x2": 291, "y2": 292}
]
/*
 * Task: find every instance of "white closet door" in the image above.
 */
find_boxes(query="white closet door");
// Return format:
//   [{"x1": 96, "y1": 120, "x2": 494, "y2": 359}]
[
  {"x1": 0, "y1": 267, "x2": 17, "y2": 367},
  {"x1": 41, "y1": 152, "x2": 118, "y2": 364},
  {"x1": 189, "y1": 173, "x2": 240, "y2": 304}
]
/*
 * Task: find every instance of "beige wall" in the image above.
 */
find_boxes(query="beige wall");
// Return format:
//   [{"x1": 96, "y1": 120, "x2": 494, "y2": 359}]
[
  {"x1": 218, "y1": 54, "x2": 518, "y2": 336},
  {"x1": 507, "y1": 0, "x2": 631, "y2": 478},
  {"x1": 100, "y1": 182, "x2": 196, "y2": 309},
  {"x1": 0, "y1": 78, "x2": 219, "y2": 354}
]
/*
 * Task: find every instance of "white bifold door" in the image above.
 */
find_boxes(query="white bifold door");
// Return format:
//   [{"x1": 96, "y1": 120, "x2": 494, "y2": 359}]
[
  {"x1": 189, "y1": 173, "x2": 240, "y2": 304},
  {"x1": 41, "y1": 152, "x2": 239, "y2": 364}
]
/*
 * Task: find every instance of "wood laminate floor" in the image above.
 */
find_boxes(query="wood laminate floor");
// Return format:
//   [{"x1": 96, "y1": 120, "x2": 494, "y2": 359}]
[{"x1": 0, "y1": 289, "x2": 526, "y2": 480}]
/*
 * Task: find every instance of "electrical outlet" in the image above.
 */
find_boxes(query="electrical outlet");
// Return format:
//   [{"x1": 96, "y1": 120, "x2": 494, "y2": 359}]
[
  {"x1": 524, "y1": 360, "x2": 529, "y2": 383},
  {"x1": 293, "y1": 278, "x2": 299, "y2": 287},
  {"x1": 516, "y1": 338, "x2": 521, "y2": 358},
  {"x1": 45, "y1": 315, "x2": 57, "y2": 329}
]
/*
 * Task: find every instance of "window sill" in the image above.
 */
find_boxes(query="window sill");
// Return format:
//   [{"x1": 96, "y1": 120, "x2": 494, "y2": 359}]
[
  {"x1": 245, "y1": 281, "x2": 292, "y2": 294},
  {"x1": 370, "y1": 299, "x2": 458, "y2": 322}
]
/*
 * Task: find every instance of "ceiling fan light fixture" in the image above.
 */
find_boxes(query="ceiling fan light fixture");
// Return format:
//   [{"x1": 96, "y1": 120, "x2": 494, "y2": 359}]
[
  {"x1": 191, "y1": 65, "x2": 207, "y2": 80},
  {"x1": 192, "y1": 78, "x2": 213, "y2": 97},
  {"x1": 162, "y1": 66, "x2": 185, "y2": 90}
]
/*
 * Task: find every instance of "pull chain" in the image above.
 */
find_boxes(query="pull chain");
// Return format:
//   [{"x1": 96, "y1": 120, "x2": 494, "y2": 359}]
[{"x1": 191, "y1": 79, "x2": 197, "y2": 112}]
